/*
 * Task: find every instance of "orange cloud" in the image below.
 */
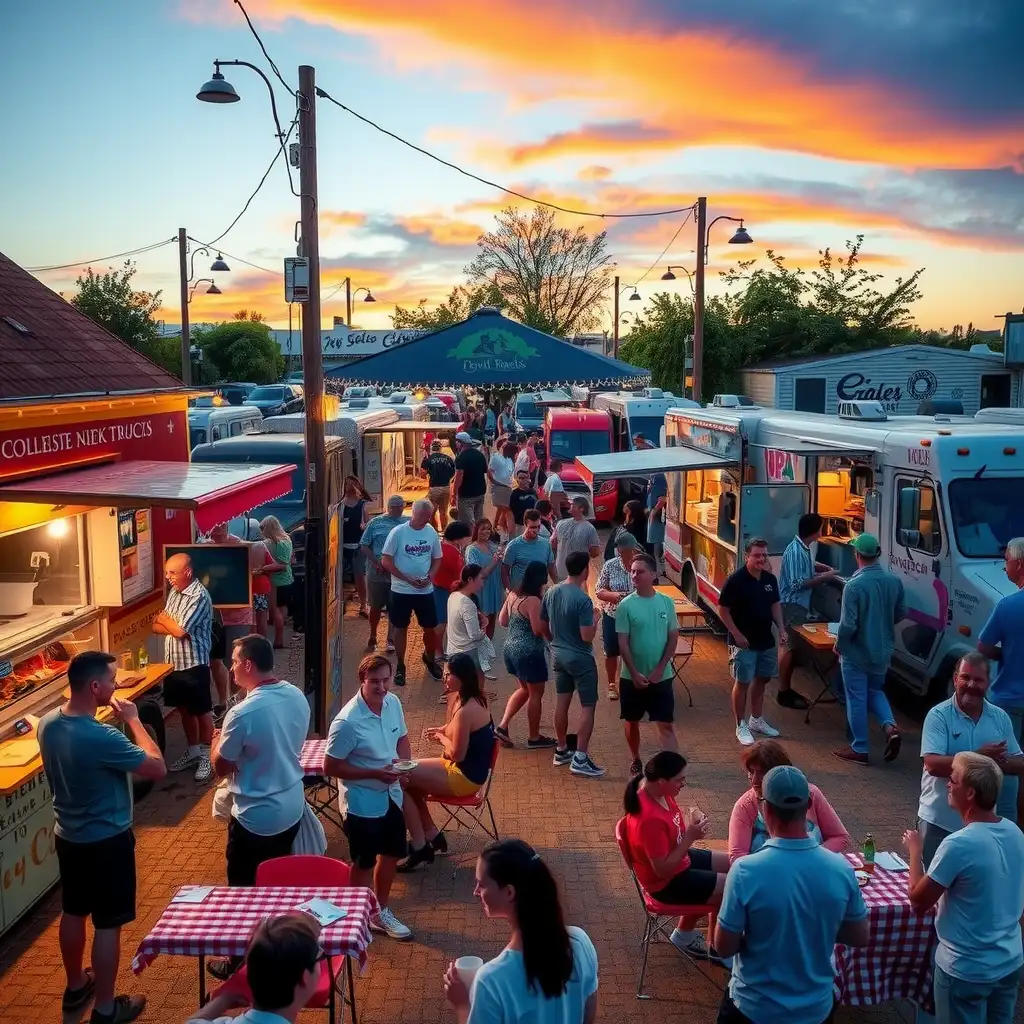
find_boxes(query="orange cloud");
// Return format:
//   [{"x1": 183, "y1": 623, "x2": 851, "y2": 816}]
[
  {"x1": 321, "y1": 210, "x2": 369, "y2": 230},
  {"x1": 578, "y1": 165, "x2": 613, "y2": 182},
  {"x1": 238, "y1": 0, "x2": 1021, "y2": 170},
  {"x1": 393, "y1": 214, "x2": 483, "y2": 246}
]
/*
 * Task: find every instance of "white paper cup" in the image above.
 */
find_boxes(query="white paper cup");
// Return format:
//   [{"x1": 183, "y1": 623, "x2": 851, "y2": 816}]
[{"x1": 456, "y1": 955, "x2": 484, "y2": 987}]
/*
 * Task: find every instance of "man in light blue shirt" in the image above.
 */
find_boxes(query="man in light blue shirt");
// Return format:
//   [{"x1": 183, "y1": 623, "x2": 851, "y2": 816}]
[
  {"x1": 715, "y1": 765, "x2": 869, "y2": 1024},
  {"x1": 904, "y1": 750, "x2": 1024, "y2": 1024},
  {"x1": 359, "y1": 495, "x2": 410, "y2": 654},
  {"x1": 501, "y1": 510, "x2": 556, "y2": 592},
  {"x1": 977, "y1": 536, "x2": 1024, "y2": 822},
  {"x1": 917, "y1": 652, "x2": 1024, "y2": 867}
]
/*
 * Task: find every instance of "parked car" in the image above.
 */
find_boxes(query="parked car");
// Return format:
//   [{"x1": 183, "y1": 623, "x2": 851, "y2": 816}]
[
  {"x1": 217, "y1": 382, "x2": 259, "y2": 405},
  {"x1": 243, "y1": 384, "x2": 304, "y2": 417}
]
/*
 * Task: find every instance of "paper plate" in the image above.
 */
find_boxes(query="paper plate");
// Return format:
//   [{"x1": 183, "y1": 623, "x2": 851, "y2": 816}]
[{"x1": 393, "y1": 759, "x2": 418, "y2": 772}]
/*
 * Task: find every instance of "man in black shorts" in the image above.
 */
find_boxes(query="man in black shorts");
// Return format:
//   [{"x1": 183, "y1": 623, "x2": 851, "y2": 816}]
[
  {"x1": 152, "y1": 552, "x2": 215, "y2": 782},
  {"x1": 420, "y1": 438, "x2": 456, "y2": 531},
  {"x1": 37, "y1": 651, "x2": 166, "y2": 1024},
  {"x1": 325, "y1": 655, "x2": 413, "y2": 941}
]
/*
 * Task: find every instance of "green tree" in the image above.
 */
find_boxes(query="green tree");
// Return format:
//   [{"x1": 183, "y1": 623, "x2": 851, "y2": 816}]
[
  {"x1": 69, "y1": 260, "x2": 162, "y2": 350},
  {"x1": 232, "y1": 309, "x2": 267, "y2": 323},
  {"x1": 391, "y1": 282, "x2": 502, "y2": 331},
  {"x1": 465, "y1": 206, "x2": 613, "y2": 336},
  {"x1": 193, "y1": 321, "x2": 284, "y2": 384}
]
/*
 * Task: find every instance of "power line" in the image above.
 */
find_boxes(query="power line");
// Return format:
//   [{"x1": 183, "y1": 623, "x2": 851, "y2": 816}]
[
  {"x1": 27, "y1": 238, "x2": 175, "y2": 273},
  {"x1": 234, "y1": 0, "x2": 295, "y2": 96},
  {"x1": 634, "y1": 208, "x2": 696, "y2": 289},
  {"x1": 188, "y1": 239, "x2": 279, "y2": 277}
]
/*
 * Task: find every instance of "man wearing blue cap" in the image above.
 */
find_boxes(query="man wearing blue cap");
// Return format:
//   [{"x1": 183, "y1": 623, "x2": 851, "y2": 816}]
[
  {"x1": 715, "y1": 765, "x2": 869, "y2": 1024},
  {"x1": 832, "y1": 533, "x2": 906, "y2": 767}
]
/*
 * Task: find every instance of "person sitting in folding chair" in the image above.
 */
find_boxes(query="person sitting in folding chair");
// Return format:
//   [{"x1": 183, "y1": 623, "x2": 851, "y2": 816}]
[
  {"x1": 397, "y1": 654, "x2": 496, "y2": 873},
  {"x1": 623, "y1": 751, "x2": 729, "y2": 961}
]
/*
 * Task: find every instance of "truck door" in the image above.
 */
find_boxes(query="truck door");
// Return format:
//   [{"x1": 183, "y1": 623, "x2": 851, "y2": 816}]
[{"x1": 739, "y1": 485, "x2": 811, "y2": 563}]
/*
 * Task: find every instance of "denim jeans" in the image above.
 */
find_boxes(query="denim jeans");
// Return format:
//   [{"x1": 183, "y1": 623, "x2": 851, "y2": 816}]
[
  {"x1": 934, "y1": 964, "x2": 1022, "y2": 1024},
  {"x1": 995, "y1": 707, "x2": 1024, "y2": 823},
  {"x1": 841, "y1": 661, "x2": 895, "y2": 755}
]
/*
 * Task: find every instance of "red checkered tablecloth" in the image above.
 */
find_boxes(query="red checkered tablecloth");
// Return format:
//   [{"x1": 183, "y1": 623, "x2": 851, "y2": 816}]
[
  {"x1": 300, "y1": 738, "x2": 328, "y2": 775},
  {"x1": 834, "y1": 855, "x2": 936, "y2": 1010},
  {"x1": 131, "y1": 886, "x2": 377, "y2": 975}
]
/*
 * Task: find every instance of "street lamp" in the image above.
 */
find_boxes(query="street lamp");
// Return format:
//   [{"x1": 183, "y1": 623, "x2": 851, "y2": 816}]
[
  {"x1": 612, "y1": 277, "x2": 642, "y2": 359},
  {"x1": 343, "y1": 281, "x2": 376, "y2": 326},
  {"x1": 188, "y1": 279, "x2": 221, "y2": 301},
  {"x1": 198, "y1": 59, "x2": 330, "y2": 730},
  {"x1": 177, "y1": 237, "x2": 230, "y2": 383},
  {"x1": 692, "y1": 198, "x2": 753, "y2": 404}
]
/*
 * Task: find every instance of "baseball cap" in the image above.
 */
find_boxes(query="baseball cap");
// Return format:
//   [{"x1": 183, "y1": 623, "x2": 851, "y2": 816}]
[
  {"x1": 454, "y1": 431, "x2": 473, "y2": 444},
  {"x1": 761, "y1": 765, "x2": 810, "y2": 810},
  {"x1": 850, "y1": 533, "x2": 881, "y2": 557},
  {"x1": 387, "y1": 495, "x2": 405, "y2": 509}
]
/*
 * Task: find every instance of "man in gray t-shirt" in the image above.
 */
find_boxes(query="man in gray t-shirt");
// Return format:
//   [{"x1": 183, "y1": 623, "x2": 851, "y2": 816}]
[
  {"x1": 551, "y1": 497, "x2": 601, "y2": 580},
  {"x1": 541, "y1": 550, "x2": 604, "y2": 778}
]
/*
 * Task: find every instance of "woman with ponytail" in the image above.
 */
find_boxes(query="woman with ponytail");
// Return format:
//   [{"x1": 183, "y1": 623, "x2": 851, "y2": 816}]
[
  {"x1": 443, "y1": 839, "x2": 598, "y2": 1024},
  {"x1": 623, "y1": 751, "x2": 729, "y2": 959}
]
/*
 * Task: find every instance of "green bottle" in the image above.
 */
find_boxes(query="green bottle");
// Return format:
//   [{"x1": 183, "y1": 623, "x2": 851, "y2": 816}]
[
  {"x1": 137, "y1": 644, "x2": 149, "y2": 670},
  {"x1": 862, "y1": 833, "x2": 876, "y2": 874}
]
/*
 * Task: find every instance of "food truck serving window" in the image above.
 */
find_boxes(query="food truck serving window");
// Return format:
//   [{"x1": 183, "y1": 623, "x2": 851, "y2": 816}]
[
  {"x1": 685, "y1": 467, "x2": 745, "y2": 548},
  {"x1": 816, "y1": 457, "x2": 872, "y2": 541}
]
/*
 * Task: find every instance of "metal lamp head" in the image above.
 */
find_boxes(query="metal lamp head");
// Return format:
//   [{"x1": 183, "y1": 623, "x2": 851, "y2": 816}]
[
  {"x1": 729, "y1": 222, "x2": 752, "y2": 245},
  {"x1": 363, "y1": 290, "x2": 376, "y2": 303},
  {"x1": 629, "y1": 290, "x2": 641, "y2": 301},
  {"x1": 197, "y1": 71, "x2": 240, "y2": 104},
  {"x1": 206, "y1": 283, "x2": 222, "y2": 295},
  {"x1": 210, "y1": 253, "x2": 230, "y2": 272},
  {"x1": 661, "y1": 269, "x2": 676, "y2": 281}
]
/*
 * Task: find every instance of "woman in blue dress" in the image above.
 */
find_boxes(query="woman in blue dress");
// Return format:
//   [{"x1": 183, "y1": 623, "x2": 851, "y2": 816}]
[{"x1": 465, "y1": 518, "x2": 505, "y2": 638}]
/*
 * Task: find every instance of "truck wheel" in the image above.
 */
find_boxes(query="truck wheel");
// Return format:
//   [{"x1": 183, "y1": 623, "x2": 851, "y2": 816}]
[
  {"x1": 132, "y1": 698, "x2": 166, "y2": 801},
  {"x1": 681, "y1": 565, "x2": 699, "y2": 604}
]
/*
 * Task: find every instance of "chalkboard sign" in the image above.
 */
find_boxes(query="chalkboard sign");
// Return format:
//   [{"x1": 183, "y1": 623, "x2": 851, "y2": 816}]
[{"x1": 163, "y1": 544, "x2": 252, "y2": 609}]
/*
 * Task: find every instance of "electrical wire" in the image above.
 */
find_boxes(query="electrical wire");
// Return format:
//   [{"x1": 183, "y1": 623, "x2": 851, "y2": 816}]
[
  {"x1": 27, "y1": 238, "x2": 176, "y2": 273},
  {"x1": 316, "y1": 87, "x2": 697, "y2": 220},
  {"x1": 633, "y1": 207, "x2": 696, "y2": 290},
  {"x1": 234, "y1": 0, "x2": 295, "y2": 95},
  {"x1": 188, "y1": 239, "x2": 279, "y2": 276}
]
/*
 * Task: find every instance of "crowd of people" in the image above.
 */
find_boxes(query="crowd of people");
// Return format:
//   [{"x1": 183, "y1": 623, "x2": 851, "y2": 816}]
[{"x1": 29, "y1": 414, "x2": 1024, "y2": 1024}]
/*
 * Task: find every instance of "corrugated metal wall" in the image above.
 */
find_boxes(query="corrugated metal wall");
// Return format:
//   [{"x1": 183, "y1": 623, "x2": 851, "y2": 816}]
[{"x1": 743, "y1": 372, "x2": 777, "y2": 407}]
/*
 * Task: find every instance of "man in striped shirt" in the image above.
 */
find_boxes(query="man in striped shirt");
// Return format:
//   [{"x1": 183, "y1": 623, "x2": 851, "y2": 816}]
[
  {"x1": 152, "y1": 553, "x2": 215, "y2": 782},
  {"x1": 777, "y1": 513, "x2": 838, "y2": 710}
]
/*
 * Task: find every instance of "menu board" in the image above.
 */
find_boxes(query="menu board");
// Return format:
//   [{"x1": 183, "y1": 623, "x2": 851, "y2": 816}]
[{"x1": 119, "y1": 509, "x2": 154, "y2": 605}]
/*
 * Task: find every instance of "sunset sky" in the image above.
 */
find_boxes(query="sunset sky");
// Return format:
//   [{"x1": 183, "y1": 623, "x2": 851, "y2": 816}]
[{"x1": 2, "y1": 0, "x2": 1021, "y2": 334}]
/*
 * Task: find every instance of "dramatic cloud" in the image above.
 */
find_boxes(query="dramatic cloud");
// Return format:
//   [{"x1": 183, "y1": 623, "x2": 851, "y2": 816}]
[{"x1": 500, "y1": 122, "x2": 677, "y2": 166}]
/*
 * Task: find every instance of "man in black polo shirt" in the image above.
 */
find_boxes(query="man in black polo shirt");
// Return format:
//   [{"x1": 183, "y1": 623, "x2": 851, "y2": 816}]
[
  {"x1": 717, "y1": 538, "x2": 786, "y2": 747},
  {"x1": 420, "y1": 439, "x2": 456, "y2": 531},
  {"x1": 451, "y1": 432, "x2": 488, "y2": 526},
  {"x1": 508, "y1": 468, "x2": 538, "y2": 537}
]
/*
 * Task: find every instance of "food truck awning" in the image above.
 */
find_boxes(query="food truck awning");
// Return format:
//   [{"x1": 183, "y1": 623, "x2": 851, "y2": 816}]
[
  {"x1": 361, "y1": 421, "x2": 459, "y2": 433},
  {"x1": 764, "y1": 436, "x2": 878, "y2": 458},
  {"x1": 577, "y1": 448, "x2": 737, "y2": 488},
  {"x1": 0, "y1": 460, "x2": 297, "y2": 533}
]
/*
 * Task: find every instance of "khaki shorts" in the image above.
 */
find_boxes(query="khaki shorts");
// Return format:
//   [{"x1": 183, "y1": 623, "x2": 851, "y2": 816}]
[
  {"x1": 428, "y1": 486, "x2": 450, "y2": 511},
  {"x1": 781, "y1": 602, "x2": 808, "y2": 642}
]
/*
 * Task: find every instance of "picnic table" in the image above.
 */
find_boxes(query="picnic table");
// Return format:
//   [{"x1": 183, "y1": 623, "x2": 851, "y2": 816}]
[{"x1": 792, "y1": 621, "x2": 841, "y2": 724}]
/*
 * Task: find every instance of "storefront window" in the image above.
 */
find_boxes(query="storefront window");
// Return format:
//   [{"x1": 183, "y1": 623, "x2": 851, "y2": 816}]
[
  {"x1": 685, "y1": 468, "x2": 741, "y2": 547},
  {"x1": 0, "y1": 515, "x2": 88, "y2": 653}
]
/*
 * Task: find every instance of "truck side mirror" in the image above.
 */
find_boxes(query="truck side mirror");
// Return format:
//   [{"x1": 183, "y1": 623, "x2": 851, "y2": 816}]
[{"x1": 897, "y1": 486, "x2": 922, "y2": 547}]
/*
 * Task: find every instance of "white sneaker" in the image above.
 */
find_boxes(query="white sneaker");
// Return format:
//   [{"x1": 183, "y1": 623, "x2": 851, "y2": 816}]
[
  {"x1": 749, "y1": 716, "x2": 780, "y2": 738},
  {"x1": 371, "y1": 906, "x2": 412, "y2": 941},
  {"x1": 735, "y1": 721, "x2": 755, "y2": 746},
  {"x1": 169, "y1": 749, "x2": 200, "y2": 772},
  {"x1": 194, "y1": 748, "x2": 213, "y2": 783}
]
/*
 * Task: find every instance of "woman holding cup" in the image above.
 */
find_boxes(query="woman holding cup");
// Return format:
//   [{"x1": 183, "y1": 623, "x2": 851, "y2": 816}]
[{"x1": 443, "y1": 839, "x2": 598, "y2": 1023}]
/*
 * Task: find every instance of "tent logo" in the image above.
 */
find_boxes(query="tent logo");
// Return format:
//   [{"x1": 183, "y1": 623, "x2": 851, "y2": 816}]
[{"x1": 447, "y1": 329, "x2": 538, "y2": 373}]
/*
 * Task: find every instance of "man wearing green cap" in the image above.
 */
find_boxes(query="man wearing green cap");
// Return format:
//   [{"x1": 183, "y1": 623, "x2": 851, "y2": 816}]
[{"x1": 833, "y1": 533, "x2": 906, "y2": 767}]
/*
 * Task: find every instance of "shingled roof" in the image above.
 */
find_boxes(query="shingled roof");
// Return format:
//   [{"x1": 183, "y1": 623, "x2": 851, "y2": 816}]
[{"x1": 0, "y1": 250, "x2": 182, "y2": 402}]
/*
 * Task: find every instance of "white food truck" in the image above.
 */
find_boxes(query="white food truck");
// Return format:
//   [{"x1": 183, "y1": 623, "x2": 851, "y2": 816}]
[{"x1": 577, "y1": 400, "x2": 1024, "y2": 700}]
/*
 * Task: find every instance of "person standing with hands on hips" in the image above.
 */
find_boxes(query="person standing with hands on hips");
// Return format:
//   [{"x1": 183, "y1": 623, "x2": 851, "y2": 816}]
[
  {"x1": 717, "y1": 539, "x2": 783, "y2": 748},
  {"x1": 38, "y1": 651, "x2": 166, "y2": 1024}
]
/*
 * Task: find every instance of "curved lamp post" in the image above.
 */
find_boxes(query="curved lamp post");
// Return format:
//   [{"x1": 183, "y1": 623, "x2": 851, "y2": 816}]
[
  {"x1": 176, "y1": 239, "x2": 230, "y2": 383},
  {"x1": 612, "y1": 278, "x2": 642, "y2": 358}
]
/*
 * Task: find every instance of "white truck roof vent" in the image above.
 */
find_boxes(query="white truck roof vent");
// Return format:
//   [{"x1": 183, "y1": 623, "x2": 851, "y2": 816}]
[
  {"x1": 643, "y1": 387, "x2": 664, "y2": 399},
  {"x1": 838, "y1": 400, "x2": 887, "y2": 421}
]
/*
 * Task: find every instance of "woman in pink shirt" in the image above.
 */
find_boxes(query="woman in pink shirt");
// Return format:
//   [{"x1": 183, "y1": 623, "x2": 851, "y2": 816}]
[{"x1": 728, "y1": 740, "x2": 852, "y2": 863}]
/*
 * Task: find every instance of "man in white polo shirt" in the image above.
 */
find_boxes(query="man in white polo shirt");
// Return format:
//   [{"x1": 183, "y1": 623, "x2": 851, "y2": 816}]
[
  {"x1": 324, "y1": 654, "x2": 412, "y2": 941},
  {"x1": 917, "y1": 652, "x2": 1024, "y2": 867}
]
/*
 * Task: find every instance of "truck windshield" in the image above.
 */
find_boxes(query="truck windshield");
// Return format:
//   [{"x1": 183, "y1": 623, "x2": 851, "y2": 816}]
[
  {"x1": 516, "y1": 399, "x2": 539, "y2": 420},
  {"x1": 948, "y1": 477, "x2": 1024, "y2": 558},
  {"x1": 628, "y1": 416, "x2": 665, "y2": 446},
  {"x1": 549, "y1": 430, "x2": 608, "y2": 461}
]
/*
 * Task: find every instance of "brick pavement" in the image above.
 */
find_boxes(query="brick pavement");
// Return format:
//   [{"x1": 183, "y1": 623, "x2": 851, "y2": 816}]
[{"x1": 0, "y1": 572, "x2": 953, "y2": 1024}]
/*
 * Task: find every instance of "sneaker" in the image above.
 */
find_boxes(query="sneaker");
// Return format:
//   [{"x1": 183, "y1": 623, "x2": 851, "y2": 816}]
[
  {"x1": 748, "y1": 716, "x2": 779, "y2": 738},
  {"x1": 484, "y1": 670, "x2": 498, "y2": 680},
  {"x1": 669, "y1": 929, "x2": 710, "y2": 960},
  {"x1": 422, "y1": 653, "x2": 443, "y2": 680},
  {"x1": 89, "y1": 995, "x2": 147, "y2": 1024},
  {"x1": 552, "y1": 748, "x2": 574, "y2": 767},
  {"x1": 169, "y1": 749, "x2": 200, "y2": 772},
  {"x1": 394, "y1": 664, "x2": 406, "y2": 688},
  {"x1": 194, "y1": 749, "x2": 213, "y2": 783},
  {"x1": 397, "y1": 842, "x2": 435, "y2": 873},
  {"x1": 370, "y1": 906, "x2": 413, "y2": 941},
  {"x1": 570, "y1": 753, "x2": 606, "y2": 778},
  {"x1": 526, "y1": 735, "x2": 557, "y2": 749},
  {"x1": 833, "y1": 745, "x2": 869, "y2": 766},
  {"x1": 629, "y1": 758, "x2": 643, "y2": 776},
  {"x1": 735, "y1": 721, "x2": 755, "y2": 746},
  {"x1": 62, "y1": 969, "x2": 95, "y2": 1012},
  {"x1": 884, "y1": 727, "x2": 902, "y2": 763},
  {"x1": 494, "y1": 725, "x2": 514, "y2": 748},
  {"x1": 385, "y1": 640, "x2": 396, "y2": 653}
]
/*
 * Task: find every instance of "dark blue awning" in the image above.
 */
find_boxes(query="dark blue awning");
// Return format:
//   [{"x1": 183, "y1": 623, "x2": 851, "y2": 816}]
[{"x1": 324, "y1": 307, "x2": 649, "y2": 390}]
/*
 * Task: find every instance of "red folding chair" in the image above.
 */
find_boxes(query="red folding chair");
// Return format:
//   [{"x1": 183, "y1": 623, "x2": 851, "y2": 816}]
[
  {"x1": 426, "y1": 743, "x2": 500, "y2": 872},
  {"x1": 614, "y1": 817, "x2": 721, "y2": 999},
  {"x1": 212, "y1": 855, "x2": 359, "y2": 1024}
]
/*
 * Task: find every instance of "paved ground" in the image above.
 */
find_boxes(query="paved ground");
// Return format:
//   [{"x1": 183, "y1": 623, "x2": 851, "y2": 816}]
[{"x1": 0, "y1": 554, "x2": 942, "y2": 1024}]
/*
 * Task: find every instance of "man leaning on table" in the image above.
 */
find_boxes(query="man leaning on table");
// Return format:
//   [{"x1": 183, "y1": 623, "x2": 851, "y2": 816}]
[
  {"x1": 38, "y1": 650, "x2": 166, "y2": 1024},
  {"x1": 916, "y1": 652, "x2": 1024, "y2": 868},
  {"x1": 324, "y1": 653, "x2": 414, "y2": 942},
  {"x1": 904, "y1": 751, "x2": 1024, "y2": 1024},
  {"x1": 714, "y1": 765, "x2": 869, "y2": 1024}
]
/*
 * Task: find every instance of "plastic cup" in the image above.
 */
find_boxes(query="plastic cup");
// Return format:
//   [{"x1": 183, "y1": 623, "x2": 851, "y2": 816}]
[{"x1": 456, "y1": 956, "x2": 484, "y2": 987}]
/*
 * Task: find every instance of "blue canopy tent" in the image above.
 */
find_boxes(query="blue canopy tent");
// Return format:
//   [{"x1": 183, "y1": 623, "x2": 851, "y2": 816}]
[{"x1": 324, "y1": 307, "x2": 650, "y2": 391}]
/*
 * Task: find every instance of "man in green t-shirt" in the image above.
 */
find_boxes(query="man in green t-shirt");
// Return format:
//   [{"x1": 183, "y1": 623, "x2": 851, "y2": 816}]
[{"x1": 615, "y1": 553, "x2": 679, "y2": 775}]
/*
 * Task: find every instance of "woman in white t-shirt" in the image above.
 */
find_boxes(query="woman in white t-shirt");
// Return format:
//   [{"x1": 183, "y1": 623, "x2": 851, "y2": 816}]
[
  {"x1": 443, "y1": 839, "x2": 599, "y2": 1024},
  {"x1": 488, "y1": 442, "x2": 517, "y2": 541},
  {"x1": 447, "y1": 565, "x2": 496, "y2": 677}
]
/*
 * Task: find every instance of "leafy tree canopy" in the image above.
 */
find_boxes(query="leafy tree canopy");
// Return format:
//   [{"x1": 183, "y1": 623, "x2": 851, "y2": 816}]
[{"x1": 192, "y1": 320, "x2": 283, "y2": 384}]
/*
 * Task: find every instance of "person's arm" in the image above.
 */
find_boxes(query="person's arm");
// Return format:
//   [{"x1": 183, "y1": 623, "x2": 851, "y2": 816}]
[
  {"x1": 498, "y1": 590, "x2": 514, "y2": 628},
  {"x1": 525, "y1": 597, "x2": 547, "y2": 638},
  {"x1": 584, "y1": 991, "x2": 599, "y2": 1024},
  {"x1": 185, "y1": 988, "x2": 249, "y2": 1022},
  {"x1": 617, "y1": 633, "x2": 646, "y2": 686},
  {"x1": 809, "y1": 786, "x2": 852, "y2": 853},
  {"x1": 150, "y1": 611, "x2": 172, "y2": 636},
  {"x1": 894, "y1": 580, "x2": 907, "y2": 624},
  {"x1": 428, "y1": 554, "x2": 443, "y2": 585},
  {"x1": 579, "y1": 600, "x2": 599, "y2": 643},
  {"x1": 361, "y1": 542, "x2": 381, "y2": 575},
  {"x1": 727, "y1": 791, "x2": 758, "y2": 863},
  {"x1": 459, "y1": 597, "x2": 486, "y2": 644},
  {"x1": 836, "y1": 583, "x2": 860, "y2": 650},
  {"x1": 978, "y1": 604, "x2": 1004, "y2": 662},
  {"x1": 650, "y1": 618, "x2": 678, "y2": 683},
  {"x1": 716, "y1": 605, "x2": 748, "y2": 649},
  {"x1": 588, "y1": 543, "x2": 601, "y2": 559},
  {"x1": 107, "y1": 699, "x2": 166, "y2": 780},
  {"x1": 771, "y1": 600, "x2": 788, "y2": 648},
  {"x1": 323, "y1": 720, "x2": 399, "y2": 785},
  {"x1": 155, "y1": 607, "x2": 189, "y2": 639},
  {"x1": 836, "y1": 916, "x2": 871, "y2": 947},
  {"x1": 439, "y1": 708, "x2": 471, "y2": 762},
  {"x1": 640, "y1": 811, "x2": 706, "y2": 879},
  {"x1": 903, "y1": 828, "x2": 950, "y2": 915},
  {"x1": 539, "y1": 595, "x2": 554, "y2": 643},
  {"x1": 451, "y1": 468, "x2": 463, "y2": 502},
  {"x1": 211, "y1": 705, "x2": 244, "y2": 778},
  {"x1": 500, "y1": 542, "x2": 515, "y2": 592},
  {"x1": 920, "y1": 707, "x2": 959, "y2": 778}
]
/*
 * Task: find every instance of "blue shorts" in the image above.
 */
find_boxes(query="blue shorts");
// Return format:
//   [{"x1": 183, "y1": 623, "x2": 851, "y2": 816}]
[
  {"x1": 730, "y1": 646, "x2": 778, "y2": 684},
  {"x1": 504, "y1": 648, "x2": 548, "y2": 684},
  {"x1": 601, "y1": 613, "x2": 620, "y2": 657},
  {"x1": 433, "y1": 587, "x2": 449, "y2": 625}
]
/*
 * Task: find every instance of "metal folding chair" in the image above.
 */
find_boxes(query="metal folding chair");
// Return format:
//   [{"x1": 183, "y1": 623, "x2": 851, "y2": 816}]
[
  {"x1": 670, "y1": 633, "x2": 695, "y2": 707},
  {"x1": 426, "y1": 743, "x2": 500, "y2": 873}
]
